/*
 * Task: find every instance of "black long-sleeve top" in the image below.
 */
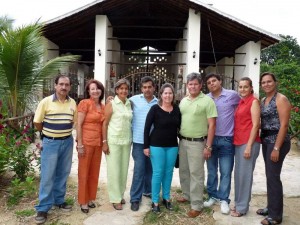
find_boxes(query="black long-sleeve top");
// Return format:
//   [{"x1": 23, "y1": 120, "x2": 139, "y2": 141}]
[{"x1": 144, "y1": 104, "x2": 181, "y2": 149}]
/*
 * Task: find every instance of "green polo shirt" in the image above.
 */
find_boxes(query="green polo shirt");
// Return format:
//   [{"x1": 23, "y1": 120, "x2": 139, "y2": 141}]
[{"x1": 179, "y1": 92, "x2": 217, "y2": 138}]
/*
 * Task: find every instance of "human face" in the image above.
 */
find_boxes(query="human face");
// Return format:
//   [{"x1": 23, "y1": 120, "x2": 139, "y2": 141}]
[
  {"x1": 55, "y1": 77, "x2": 71, "y2": 98},
  {"x1": 161, "y1": 87, "x2": 173, "y2": 104},
  {"x1": 141, "y1": 81, "x2": 155, "y2": 100},
  {"x1": 260, "y1": 75, "x2": 276, "y2": 94},
  {"x1": 116, "y1": 84, "x2": 129, "y2": 100},
  {"x1": 187, "y1": 79, "x2": 202, "y2": 97},
  {"x1": 206, "y1": 77, "x2": 222, "y2": 94},
  {"x1": 238, "y1": 80, "x2": 252, "y2": 98},
  {"x1": 88, "y1": 83, "x2": 102, "y2": 100}
]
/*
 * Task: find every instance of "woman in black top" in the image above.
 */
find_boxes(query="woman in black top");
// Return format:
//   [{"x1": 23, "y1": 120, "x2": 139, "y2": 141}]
[
  {"x1": 144, "y1": 83, "x2": 181, "y2": 213},
  {"x1": 258, "y1": 72, "x2": 291, "y2": 225}
]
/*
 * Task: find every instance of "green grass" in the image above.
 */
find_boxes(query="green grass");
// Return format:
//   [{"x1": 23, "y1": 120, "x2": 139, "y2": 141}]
[{"x1": 15, "y1": 209, "x2": 35, "y2": 217}]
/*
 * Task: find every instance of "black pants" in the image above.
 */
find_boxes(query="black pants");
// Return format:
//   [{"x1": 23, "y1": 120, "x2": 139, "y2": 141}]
[{"x1": 262, "y1": 140, "x2": 290, "y2": 221}]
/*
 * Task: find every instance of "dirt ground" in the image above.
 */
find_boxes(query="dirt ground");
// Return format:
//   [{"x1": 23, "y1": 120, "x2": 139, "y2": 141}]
[{"x1": 0, "y1": 176, "x2": 299, "y2": 225}]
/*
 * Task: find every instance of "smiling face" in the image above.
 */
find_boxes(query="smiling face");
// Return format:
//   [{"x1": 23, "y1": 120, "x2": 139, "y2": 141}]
[
  {"x1": 260, "y1": 74, "x2": 277, "y2": 94},
  {"x1": 161, "y1": 87, "x2": 174, "y2": 104},
  {"x1": 88, "y1": 83, "x2": 102, "y2": 100},
  {"x1": 238, "y1": 80, "x2": 253, "y2": 98},
  {"x1": 116, "y1": 83, "x2": 129, "y2": 100}
]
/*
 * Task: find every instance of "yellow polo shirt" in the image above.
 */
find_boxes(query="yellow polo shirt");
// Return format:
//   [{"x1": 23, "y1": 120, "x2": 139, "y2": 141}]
[{"x1": 34, "y1": 94, "x2": 77, "y2": 137}]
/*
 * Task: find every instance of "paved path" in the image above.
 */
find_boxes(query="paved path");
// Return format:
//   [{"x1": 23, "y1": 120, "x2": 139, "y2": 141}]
[{"x1": 69, "y1": 141, "x2": 300, "y2": 225}]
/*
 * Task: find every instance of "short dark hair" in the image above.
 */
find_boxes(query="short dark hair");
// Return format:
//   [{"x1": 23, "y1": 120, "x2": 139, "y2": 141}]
[
  {"x1": 158, "y1": 83, "x2": 175, "y2": 106},
  {"x1": 205, "y1": 73, "x2": 221, "y2": 82},
  {"x1": 260, "y1": 72, "x2": 277, "y2": 85},
  {"x1": 54, "y1": 74, "x2": 72, "y2": 85},
  {"x1": 186, "y1": 72, "x2": 202, "y2": 84},
  {"x1": 84, "y1": 79, "x2": 105, "y2": 103},
  {"x1": 141, "y1": 76, "x2": 155, "y2": 86}
]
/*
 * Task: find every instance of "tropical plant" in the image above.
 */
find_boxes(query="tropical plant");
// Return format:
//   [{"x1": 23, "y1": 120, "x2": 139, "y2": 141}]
[
  {"x1": 260, "y1": 35, "x2": 300, "y2": 139},
  {"x1": 0, "y1": 17, "x2": 80, "y2": 118}
]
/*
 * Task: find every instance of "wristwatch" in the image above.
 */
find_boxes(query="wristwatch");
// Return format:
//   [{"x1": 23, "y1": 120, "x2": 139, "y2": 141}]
[
  {"x1": 205, "y1": 145, "x2": 212, "y2": 151},
  {"x1": 273, "y1": 146, "x2": 279, "y2": 151}
]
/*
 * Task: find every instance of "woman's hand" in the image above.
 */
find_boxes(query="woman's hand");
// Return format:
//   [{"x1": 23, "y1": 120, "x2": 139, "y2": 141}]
[
  {"x1": 77, "y1": 145, "x2": 85, "y2": 157},
  {"x1": 144, "y1": 148, "x2": 150, "y2": 157},
  {"x1": 244, "y1": 146, "x2": 252, "y2": 159},
  {"x1": 102, "y1": 143, "x2": 110, "y2": 155},
  {"x1": 271, "y1": 149, "x2": 279, "y2": 162}
]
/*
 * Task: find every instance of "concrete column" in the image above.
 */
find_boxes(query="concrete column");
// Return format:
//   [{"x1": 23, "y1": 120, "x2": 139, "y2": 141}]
[
  {"x1": 235, "y1": 41, "x2": 261, "y2": 94},
  {"x1": 185, "y1": 8, "x2": 201, "y2": 79},
  {"x1": 94, "y1": 15, "x2": 109, "y2": 87}
]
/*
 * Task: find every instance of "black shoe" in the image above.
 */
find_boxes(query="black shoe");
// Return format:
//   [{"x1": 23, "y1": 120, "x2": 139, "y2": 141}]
[
  {"x1": 131, "y1": 202, "x2": 140, "y2": 211},
  {"x1": 143, "y1": 193, "x2": 152, "y2": 198},
  {"x1": 151, "y1": 203, "x2": 160, "y2": 213},
  {"x1": 162, "y1": 199, "x2": 173, "y2": 210},
  {"x1": 88, "y1": 202, "x2": 96, "y2": 208},
  {"x1": 35, "y1": 211, "x2": 47, "y2": 224},
  {"x1": 80, "y1": 205, "x2": 89, "y2": 214},
  {"x1": 56, "y1": 202, "x2": 72, "y2": 212}
]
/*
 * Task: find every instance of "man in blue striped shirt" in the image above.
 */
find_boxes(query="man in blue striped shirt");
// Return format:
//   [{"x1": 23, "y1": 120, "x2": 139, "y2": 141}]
[
  {"x1": 33, "y1": 75, "x2": 77, "y2": 224},
  {"x1": 130, "y1": 76, "x2": 158, "y2": 211}
]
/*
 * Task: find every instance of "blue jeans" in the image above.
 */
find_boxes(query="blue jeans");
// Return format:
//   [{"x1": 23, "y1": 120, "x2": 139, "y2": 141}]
[
  {"x1": 35, "y1": 136, "x2": 73, "y2": 212},
  {"x1": 130, "y1": 143, "x2": 152, "y2": 203},
  {"x1": 206, "y1": 136, "x2": 234, "y2": 203},
  {"x1": 150, "y1": 146, "x2": 178, "y2": 203}
]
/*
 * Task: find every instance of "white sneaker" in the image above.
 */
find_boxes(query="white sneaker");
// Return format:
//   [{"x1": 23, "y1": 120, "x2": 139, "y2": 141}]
[
  {"x1": 220, "y1": 200, "x2": 230, "y2": 214},
  {"x1": 204, "y1": 198, "x2": 217, "y2": 207}
]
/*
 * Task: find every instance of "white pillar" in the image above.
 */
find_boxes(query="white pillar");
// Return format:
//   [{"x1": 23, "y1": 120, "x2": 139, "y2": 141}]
[
  {"x1": 185, "y1": 9, "x2": 201, "y2": 79},
  {"x1": 94, "y1": 15, "x2": 109, "y2": 87},
  {"x1": 235, "y1": 41, "x2": 261, "y2": 94}
]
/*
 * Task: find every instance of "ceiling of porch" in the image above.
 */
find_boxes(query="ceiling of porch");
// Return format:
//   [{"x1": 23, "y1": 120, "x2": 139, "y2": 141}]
[{"x1": 43, "y1": 0, "x2": 280, "y2": 68}]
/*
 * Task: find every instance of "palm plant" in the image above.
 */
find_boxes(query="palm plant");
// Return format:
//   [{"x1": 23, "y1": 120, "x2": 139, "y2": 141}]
[{"x1": 0, "y1": 18, "x2": 79, "y2": 118}]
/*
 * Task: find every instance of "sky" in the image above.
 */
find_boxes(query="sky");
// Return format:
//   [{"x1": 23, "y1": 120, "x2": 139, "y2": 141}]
[{"x1": 1, "y1": 0, "x2": 300, "y2": 43}]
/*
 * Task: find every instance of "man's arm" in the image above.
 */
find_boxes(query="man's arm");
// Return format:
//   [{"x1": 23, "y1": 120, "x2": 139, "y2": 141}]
[
  {"x1": 34, "y1": 122, "x2": 43, "y2": 132},
  {"x1": 203, "y1": 117, "x2": 216, "y2": 160}
]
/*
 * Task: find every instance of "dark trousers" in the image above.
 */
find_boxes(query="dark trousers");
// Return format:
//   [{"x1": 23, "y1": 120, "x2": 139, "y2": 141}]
[{"x1": 262, "y1": 140, "x2": 290, "y2": 221}]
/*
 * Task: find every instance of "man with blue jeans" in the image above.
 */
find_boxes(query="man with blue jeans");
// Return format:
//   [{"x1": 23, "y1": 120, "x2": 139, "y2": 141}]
[
  {"x1": 33, "y1": 75, "x2": 77, "y2": 224},
  {"x1": 204, "y1": 73, "x2": 240, "y2": 214},
  {"x1": 129, "y1": 76, "x2": 157, "y2": 211}
]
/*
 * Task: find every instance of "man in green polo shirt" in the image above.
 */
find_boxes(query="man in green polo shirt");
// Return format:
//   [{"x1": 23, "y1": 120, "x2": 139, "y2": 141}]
[{"x1": 177, "y1": 72, "x2": 217, "y2": 218}]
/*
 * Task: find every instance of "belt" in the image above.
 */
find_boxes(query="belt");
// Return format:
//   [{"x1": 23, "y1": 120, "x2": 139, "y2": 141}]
[
  {"x1": 180, "y1": 135, "x2": 207, "y2": 142},
  {"x1": 43, "y1": 134, "x2": 72, "y2": 140}
]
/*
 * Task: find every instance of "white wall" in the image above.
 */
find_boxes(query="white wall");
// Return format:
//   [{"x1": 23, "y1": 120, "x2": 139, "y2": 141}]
[{"x1": 235, "y1": 41, "x2": 261, "y2": 94}]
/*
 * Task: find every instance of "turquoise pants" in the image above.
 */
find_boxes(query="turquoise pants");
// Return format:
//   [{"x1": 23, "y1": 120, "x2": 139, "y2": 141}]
[{"x1": 150, "y1": 146, "x2": 178, "y2": 203}]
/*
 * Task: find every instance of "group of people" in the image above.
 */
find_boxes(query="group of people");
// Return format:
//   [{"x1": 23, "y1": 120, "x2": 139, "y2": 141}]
[{"x1": 33, "y1": 71, "x2": 291, "y2": 225}]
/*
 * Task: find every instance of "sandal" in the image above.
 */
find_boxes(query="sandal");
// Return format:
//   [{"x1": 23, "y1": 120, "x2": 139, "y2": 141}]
[
  {"x1": 88, "y1": 202, "x2": 96, "y2": 208},
  {"x1": 231, "y1": 211, "x2": 245, "y2": 217},
  {"x1": 230, "y1": 206, "x2": 236, "y2": 212},
  {"x1": 112, "y1": 203, "x2": 123, "y2": 210},
  {"x1": 256, "y1": 208, "x2": 268, "y2": 216},
  {"x1": 121, "y1": 199, "x2": 126, "y2": 204},
  {"x1": 261, "y1": 217, "x2": 282, "y2": 225}
]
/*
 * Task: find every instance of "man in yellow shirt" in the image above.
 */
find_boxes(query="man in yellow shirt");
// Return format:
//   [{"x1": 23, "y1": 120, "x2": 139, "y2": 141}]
[{"x1": 33, "y1": 75, "x2": 77, "y2": 224}]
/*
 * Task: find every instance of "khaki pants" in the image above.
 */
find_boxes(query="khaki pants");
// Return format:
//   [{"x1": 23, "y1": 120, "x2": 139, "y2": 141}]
[
  {"x1": 179, "y1": 139, "x2": 205, "y2": 211},
  {"x1": 106, "y1": 143, "x2": 131, "y2": 203}
]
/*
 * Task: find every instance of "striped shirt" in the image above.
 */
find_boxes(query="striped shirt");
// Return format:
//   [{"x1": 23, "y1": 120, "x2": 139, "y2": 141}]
[
  {"x1": 130, "y1": 94, "x2": 158, "y2": 144},
  {"x1": 34, "y1": 94, "x2": 77, "y2": 137}
]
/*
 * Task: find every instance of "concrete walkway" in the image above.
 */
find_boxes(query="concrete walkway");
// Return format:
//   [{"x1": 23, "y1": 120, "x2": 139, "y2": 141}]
[{"x1": 69, "y1": 141, "x2": 300, "y2": 225}]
